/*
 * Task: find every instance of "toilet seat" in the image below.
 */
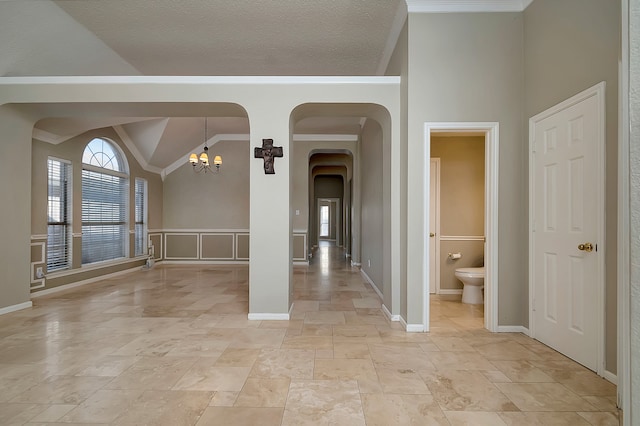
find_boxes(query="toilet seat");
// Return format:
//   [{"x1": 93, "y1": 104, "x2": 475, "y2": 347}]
[{"x1": 454, "y1": 267, "x2": 484, "y2": 278}]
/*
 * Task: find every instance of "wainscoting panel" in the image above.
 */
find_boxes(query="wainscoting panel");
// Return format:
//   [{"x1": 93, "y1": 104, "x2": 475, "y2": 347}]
[
  {"x1": 30, "y1": 239, "x2": 46, "y2": 290},
  {"x1": 164, "y1": 233, "x2": 199, "y2": 260},
  {"x1": 148, "y1": 232, "x2": 163, "y2": 261},
  {"x1": 236, "y1": 234, "x2": 249, "y2": 260},
  {"x1": 293, "y1": 233, "x2": 307, "y2": 262},
  {"x1": 201, "y1": 233, "x2": 234, "y2": 260}
]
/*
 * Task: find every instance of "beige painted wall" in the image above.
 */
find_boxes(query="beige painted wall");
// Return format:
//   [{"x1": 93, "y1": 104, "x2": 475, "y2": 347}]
[
  {"x1": 163, "y1": 140, "x2": 249, "y2": 230},
  {"x1": 630, "y1": 0, "x2": 640, "y2": 416},
  {"x1": 360, "y1": 119, "x2": 384, "y2": 295},
  {"x1": 30, "y1": 126, "x2": 162, "y2": 291},
  {"x1": 431, "y1": 136, "x2": 485, "y2": 291},
  {"x1": 524, "y1": 0, "x2": 620, "y2": 374},
  {"x1": 0, "y1": 105, "x2": 34, "y2": 309},
  {"x1": 385, "y1": 20, "x2": 408, "y2": 318},
  {"x1": 406, "y1": 12, "x2": 525, "y2": 326}
]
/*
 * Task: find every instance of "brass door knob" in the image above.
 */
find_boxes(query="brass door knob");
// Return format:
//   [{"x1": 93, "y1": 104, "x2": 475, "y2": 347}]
[
  {"x1": 578, "y1": 243, "x2": 594, "y2": 252},
  {"x1": 429, "y1": 233, "x2": 435, "y2": 238}
]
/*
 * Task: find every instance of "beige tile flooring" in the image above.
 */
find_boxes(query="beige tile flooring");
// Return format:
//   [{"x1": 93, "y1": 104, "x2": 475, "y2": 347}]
[{"x1": 0, "y1": 244, "x2": 619, "y2": 425}]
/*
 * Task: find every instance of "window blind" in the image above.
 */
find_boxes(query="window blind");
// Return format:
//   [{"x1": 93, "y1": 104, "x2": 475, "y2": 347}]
[
  {"x1": 47, "y1": 158, "x2": 71, "y2": 271},
  {"x1": 81, "y1": 169, "x2": 128, "y2": 264},
  {"x1": 134, "y1": 178, "x2": 147, "y2": 256}
]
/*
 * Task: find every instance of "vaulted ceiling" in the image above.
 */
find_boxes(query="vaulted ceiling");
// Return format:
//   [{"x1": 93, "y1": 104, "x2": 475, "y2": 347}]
[{"x1": 0, "y1": 0, "x2": 529, "y2": 175}]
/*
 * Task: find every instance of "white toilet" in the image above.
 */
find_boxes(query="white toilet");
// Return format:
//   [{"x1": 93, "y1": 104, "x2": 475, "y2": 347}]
[{"x1": 455, "y1": 267, "x2": 485, "y2": 304}]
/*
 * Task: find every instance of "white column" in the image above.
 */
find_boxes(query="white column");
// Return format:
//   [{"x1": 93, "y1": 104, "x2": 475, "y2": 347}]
[{"x1": 247, "y1": 104, "x2": 292, "y2": 319}]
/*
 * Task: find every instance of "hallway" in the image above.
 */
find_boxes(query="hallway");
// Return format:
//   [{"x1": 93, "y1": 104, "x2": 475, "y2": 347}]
[{"x1": 0, "y1": 244, "x2": 619, "y2": 425}]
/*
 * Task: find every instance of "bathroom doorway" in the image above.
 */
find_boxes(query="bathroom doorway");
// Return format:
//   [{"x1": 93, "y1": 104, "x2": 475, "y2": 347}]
[{"x1": 423, "y1": 122, "x2": 499, "y2": 333}]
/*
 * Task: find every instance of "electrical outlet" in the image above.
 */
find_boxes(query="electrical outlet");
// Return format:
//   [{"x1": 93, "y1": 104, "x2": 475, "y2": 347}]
[
  {"x1": 36, "y1": 267, "x2": 45, "y2": 279},
  {"x1": 368, "y1": 259, "x2": 371, "y2": 267}
]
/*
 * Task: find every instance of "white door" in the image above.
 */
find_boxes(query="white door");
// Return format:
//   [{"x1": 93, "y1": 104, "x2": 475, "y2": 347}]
[
  {"x1": 530, "y1": 84, "x2": 604, "y2": 372},
  {"x1": 429, "y1": 158, "x2": 440, "y2": 294}
]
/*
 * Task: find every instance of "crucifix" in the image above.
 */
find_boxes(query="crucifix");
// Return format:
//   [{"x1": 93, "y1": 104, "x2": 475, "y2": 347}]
[{"x1": 254, "y1": 138, "x2": 283, "y2": 174}]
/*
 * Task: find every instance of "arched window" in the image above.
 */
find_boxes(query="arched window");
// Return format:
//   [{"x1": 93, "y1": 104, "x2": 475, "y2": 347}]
[{"x1": 81, "y1": 138, "x2": 129, "y2": 264}]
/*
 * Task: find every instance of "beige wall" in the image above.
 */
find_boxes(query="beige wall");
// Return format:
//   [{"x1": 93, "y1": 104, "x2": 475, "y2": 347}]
[
  {"x1": 360, "y1": 119, "x2": 384, "y2": 294},
  {"x1": 524, "y1": 0, "x2": 620, "y2": 374},
  {"x1": 431, "y1": 136, "x2": 485, "y2": 291},
  {"x1": 30, "y1": 126, "x2": 162, "y2": 292},
  {"x1": 406, "y1": 12, "x2": 525, "y2": 326},
  {"x1": 630, "y1": 0, "x2": 640, "y2": 416},
  {"x1": 385, "y1": 20, "x2": 408, "y2": 318},
  {"x1": 163, "y1": 140, "x2": 249, "y2": 230}
]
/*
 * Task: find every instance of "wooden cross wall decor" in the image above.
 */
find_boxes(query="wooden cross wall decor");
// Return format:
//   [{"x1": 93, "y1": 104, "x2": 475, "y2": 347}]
[{"x1": 254, "y1": 138, "x2": 283, "y2": 174}]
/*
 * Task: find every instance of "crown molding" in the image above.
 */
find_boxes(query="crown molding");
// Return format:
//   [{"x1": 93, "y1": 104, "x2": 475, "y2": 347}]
[
  {"x1": 32, "y1": 128, "x2": 81, "y2": 144},
  {"x1": 113, "y1": 125, "x2": 163, "y2": 176},
  {"x1": 377, "y1": 0, "x2": 408, "y2": 76},
  {"x1": 406, "y1": 0, "x2": 531, "y2": 13}
]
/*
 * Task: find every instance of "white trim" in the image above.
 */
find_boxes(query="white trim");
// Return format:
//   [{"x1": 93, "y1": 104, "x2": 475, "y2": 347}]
[
  {"x1": 247, "y1": 313, "x2": 290, "y2": 320},
  {"x1": 497, "y1": 325, "x2": 530, "y2": 335},
  {"x1": 163, "y1": 133, "x2": 249, "y2": 178},
  {"x1": 0, "y1": 75, "x2": 401, "y2": 86},
  {"x1": 113, "y1": 125, "x2": 163, "y2": 175},
  {"x1": 439, "y1": 235, "x2": 485, "y2": 241},
  {"x1": 164, "y1": 233, "x2": 199, "y2": 260},
  {"x1": 0, "y1": 301, "x2": 33, "y2": 315},
  {"x1": 45, "y1": 256, "x2": 145, "y2": 279},
  {"x1": 293, "y1": 233, "x2": 308, "y2": 262},
  {"x1": 72, "y1": 232, "x2": 82, "y2": 238},
  {"x1": 235, "y1": 233, "x2": 250, "y2": 260},
  {"x1": 618, "y1": 0, "x2": 630, "y2": 416},
  {"x1": 430, "y1": 158, "x2": 441, "y2": 295},
  {"x1": 30, "y1": 241, "x2": 46, "y2": 290},
  {"x1": 162, "y1": 260, "x2": 248, "y2": 265},
  {"x1": 293, "y1": 134, "x2": 358, "y2": 142},
  {"x1": 148, "y1": 232, "x2": 163, "y2": 260},
  {"x1": 382, "y1": 304, "x2": 400, "y2": 322},
  {"x1": 361, "y1": 269, "x2": 382, "y2": 300},
  {"x1": 603, "y1": 370, "x2": 618, "y2": 386},
  {"x1": 163, "y1": 228, "x2": 250, "y2": 233},
  {"x1": 406, "y1": 0, "x2": 529, "y2": 13},
  {"x1": 293, "y1": 261, "x2": 309, "y2": 266},
  {"x1": 30, "y1": 234, "x2": 47, "y2": 240},
  {"x1": 438, "y1": 289, "x2": 463, "y2": 296},
  {"x1": 406, "y1": 323, "x2": 425, "y2": 333},
  {"x1": 32, "y1": 128, "x2": 81, "y2": 145},
  {"x1": 351, "y1": 261, "x2": 362, "y2": 267},
  {"x1": 31, "y1": 266, "x2": 142, "y2": 297},
  {"x1": 399, "y1": 315, "x2": 408, "y2": 329},
  {"x1": 200, "y1": 233, "x2": 235, "y2": 261},
  {"x1": 377, "y1": 0, "x2": 408, "y2": 75},
  {"x1": 424, "y1": 122, "x2": 499, "y2": 334},
  {"x1": 528, "y1": 82, "x2": 606, "y2": 377}
]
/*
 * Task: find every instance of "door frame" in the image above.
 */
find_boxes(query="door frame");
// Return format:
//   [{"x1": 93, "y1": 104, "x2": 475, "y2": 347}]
[
  {"x1": 528, "y1": 82, "x2": 606, "y2": 377},
  {"x1": 317, "y1": 197, "x2": 341, "y2": 243},
  {"x1": 423, "y1": 122, "x2": 499, "y2": 332},
  {"x1": 429, "y1": 158, "x2": 441, "y2": 294}
]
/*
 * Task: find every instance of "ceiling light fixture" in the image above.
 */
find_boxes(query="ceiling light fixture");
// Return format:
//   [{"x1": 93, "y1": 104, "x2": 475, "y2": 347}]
[{"x1": 189, "y1": 117, "x2": 222, "y2": 173}]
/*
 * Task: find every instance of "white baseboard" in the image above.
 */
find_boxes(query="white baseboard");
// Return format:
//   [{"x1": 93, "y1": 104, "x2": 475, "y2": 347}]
[
  {"x1": 293, "y1": 261, "x2": 309, "y2": 266},
  {"x1": 603, "y1": 370, "x2": 618, "y2": 385},
  {"x1": 438, "y1": 289, "x2": 463, "y2": 295},
  {"x1": 382, "y1": 304, "x2": 400, "y2": 322},
  {"x1": 162, "y1": 260, "x2": 249, "y2": 265},
  {"x1": 399, "y1": 316, "x2": 424, "y2": 332},
  {"x1": 360, "y1": 269, "x2": 383, "y2": 298},
  {"x1": 496, "y1": 325, "x2": 530, "y2": 335},
  {"x1": 31, "y1": 266, "x2": 142, "y2": 298},
  {"x1": 406, "y1": 323, "x2": 425, "y2": 333},
  {"x1": 0, "y1": 301, "x2": 33, "y2": 315},
  {"x1": 247, "y1": 312, "x2": 290, "y2": 320}
]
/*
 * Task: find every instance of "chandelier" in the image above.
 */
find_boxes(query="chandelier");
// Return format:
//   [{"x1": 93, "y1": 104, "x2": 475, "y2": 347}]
[{"x1": 189, "y1": 118, "x2": 222, "y2": 173}]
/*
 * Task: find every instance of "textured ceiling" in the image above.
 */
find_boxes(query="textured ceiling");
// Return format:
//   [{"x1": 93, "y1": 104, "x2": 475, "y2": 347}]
[
  {"x1": 53, "y1": 0, "x2": 403, "y2": 76},
  {"x1": 5, "y1": 1, "x2": 528, "y2": 175}
]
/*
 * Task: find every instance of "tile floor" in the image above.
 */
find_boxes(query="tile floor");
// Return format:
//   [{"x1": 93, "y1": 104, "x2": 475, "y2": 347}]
[{"x1": 0, "y1": 244, "x2": 619, "y2": 425}]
